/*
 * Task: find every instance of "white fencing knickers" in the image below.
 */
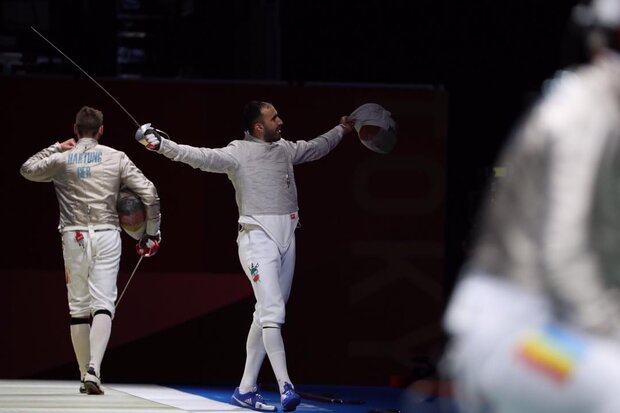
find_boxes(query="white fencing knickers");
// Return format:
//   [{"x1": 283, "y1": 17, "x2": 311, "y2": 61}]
[
  {"x1": 443, "y1": 273, "x2": 620, "y2": 413},
  {"x1": 237, "y1": 225, "x2": 295, "y2": 327},
  {"x1": 62, "y1": 227, "x2": 121, "y2": 319}
]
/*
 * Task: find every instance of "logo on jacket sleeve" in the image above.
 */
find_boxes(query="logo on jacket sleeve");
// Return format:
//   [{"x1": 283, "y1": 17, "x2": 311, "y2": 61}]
[{"x1": 249, "y1": 263, "x2": 260, "y2": 282}]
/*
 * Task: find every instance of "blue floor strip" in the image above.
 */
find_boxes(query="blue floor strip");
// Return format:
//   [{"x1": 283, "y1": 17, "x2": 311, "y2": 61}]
[{"x1": 174, "y1": 383, "x2": 456, "y2": 413}]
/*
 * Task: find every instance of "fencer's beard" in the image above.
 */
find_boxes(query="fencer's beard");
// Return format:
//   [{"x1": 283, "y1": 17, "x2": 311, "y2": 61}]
[{"x1": 264, "y1": 128, "x2": 282, "y2": 142}]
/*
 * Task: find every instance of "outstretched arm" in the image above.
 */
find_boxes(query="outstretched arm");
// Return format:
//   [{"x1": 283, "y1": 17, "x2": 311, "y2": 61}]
[
  {"x1": 136, "y1": 124, "x2": 239, "y2": 173},
  {"x1": 289, "y1": 116, "x2": 354, "y2": 165}
]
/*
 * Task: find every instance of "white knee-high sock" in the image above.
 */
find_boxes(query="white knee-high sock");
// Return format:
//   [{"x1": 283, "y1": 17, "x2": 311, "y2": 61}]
[
  {"x1": 239, "y1": 322, "x2": 267, "y2": 393},
  {"x1": 89, "y1": 313, "x2": 112, "y2": 376},
  {"x1": 70, "y1": 323, "x2": 91, "y2": 379},
  {"x1": 263, "y1": 326, "x2": 292, "y2": 393}
]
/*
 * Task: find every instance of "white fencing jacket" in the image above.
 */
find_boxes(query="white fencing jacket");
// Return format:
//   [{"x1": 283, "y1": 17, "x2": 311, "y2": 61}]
[{"x1": 466, "y1": 53, "x2": 620, "y2": 338}]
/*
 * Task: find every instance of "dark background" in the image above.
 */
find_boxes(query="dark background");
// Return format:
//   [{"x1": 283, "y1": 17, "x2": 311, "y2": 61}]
[{"x1": 0, "y1": 0, "x2": 584, "y2": 388}]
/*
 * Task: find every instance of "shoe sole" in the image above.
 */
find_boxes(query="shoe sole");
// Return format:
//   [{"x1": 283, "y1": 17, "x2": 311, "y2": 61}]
[
  {"x1": 84, "y1": 381, "x2": 104, "y2": 395},
  {"x1": 282, "y1": 401, "x2": 300, "y2": 411}
]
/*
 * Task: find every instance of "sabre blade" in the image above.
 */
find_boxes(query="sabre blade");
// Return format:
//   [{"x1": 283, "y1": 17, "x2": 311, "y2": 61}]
[
  {"x1": 30, "y1": 26, "x2": 141, "y2": 128},
  {"x1": 116, "y1": 255, "x2": 144, "y2": 308}
]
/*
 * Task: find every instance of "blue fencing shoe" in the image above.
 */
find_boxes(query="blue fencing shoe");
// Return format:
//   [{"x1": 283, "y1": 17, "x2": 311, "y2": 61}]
[
  {"x1": 231, "y1": 386, "x2": 277, "y2": 412},
  {"x1": 280, "y1": 383, "x2": 301, "y2": 412}
]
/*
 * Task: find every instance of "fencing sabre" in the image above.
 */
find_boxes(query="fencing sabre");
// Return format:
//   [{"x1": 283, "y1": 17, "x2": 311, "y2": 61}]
[
  {"x1": 31, "y1": 26, "x2": 171, "y2": 145},
  {"x1": 30, "y1": 26, "x2": 141, "y2": 128},
  {"x1": 116, "y1": 255, "x2": 144, "y2": 309}
]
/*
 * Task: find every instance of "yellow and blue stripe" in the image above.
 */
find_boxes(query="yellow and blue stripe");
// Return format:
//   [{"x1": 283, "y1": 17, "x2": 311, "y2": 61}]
[{"x1": 517, "y1": 324, "x2": 587, "y2": 384}]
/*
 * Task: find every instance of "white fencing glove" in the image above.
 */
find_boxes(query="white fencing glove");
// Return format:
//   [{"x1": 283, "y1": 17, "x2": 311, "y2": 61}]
[{"x1": 135, "y1": 123, "x2": 162, "y2": 151}]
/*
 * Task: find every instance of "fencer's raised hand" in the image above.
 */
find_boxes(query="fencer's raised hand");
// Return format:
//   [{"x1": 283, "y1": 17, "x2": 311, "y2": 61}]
[
  {"x1": 135, "y1": 123, "x2": 162, "y2": 151},
  {"x1": 339, "y1": 116, "x2": 355, "y2": 135},
  {"x1": 58, "y1": 138, "x2": 77, "y2": 152},
  {"x1": 136, "y1": 231, "x2": 161, "y2": 257}
]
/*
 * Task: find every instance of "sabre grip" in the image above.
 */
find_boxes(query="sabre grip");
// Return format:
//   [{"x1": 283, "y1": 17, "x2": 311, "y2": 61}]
[
  {"x1": 135, "y1": 123, "x2": 162, "y2": 151},
  {"x1": 136, "y1": 231, "x2": 161, "y2": 257}
]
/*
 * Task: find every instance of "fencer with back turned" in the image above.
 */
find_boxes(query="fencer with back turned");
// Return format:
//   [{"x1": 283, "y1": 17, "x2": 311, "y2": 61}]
[{"x1": 20, "y1": 106, "x2": 161, "y2": 395}]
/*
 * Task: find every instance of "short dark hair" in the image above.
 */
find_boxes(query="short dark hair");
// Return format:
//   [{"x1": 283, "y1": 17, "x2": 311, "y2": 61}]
[
  {"x1": 75, "y1": 106, "x2": 103, "y2": 137},
  {"x1": 242, "y1": 101, "x2": 271, "y2": 132}
]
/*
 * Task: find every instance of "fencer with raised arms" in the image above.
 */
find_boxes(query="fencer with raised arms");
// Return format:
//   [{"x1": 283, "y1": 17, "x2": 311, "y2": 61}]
[{"x1": 136, "y1": 100, "x2": 354, "y2": 412}]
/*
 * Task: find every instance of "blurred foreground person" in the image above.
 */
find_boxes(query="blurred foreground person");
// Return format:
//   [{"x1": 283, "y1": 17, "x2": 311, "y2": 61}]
[{"x1": 442, "y1": 1, "x2": 620, "y2": 412}]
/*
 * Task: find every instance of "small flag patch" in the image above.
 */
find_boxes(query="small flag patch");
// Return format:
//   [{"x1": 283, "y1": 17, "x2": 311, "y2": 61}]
[{"x1": 516, "y1": 324, "x2": 586, "y2": 384}]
